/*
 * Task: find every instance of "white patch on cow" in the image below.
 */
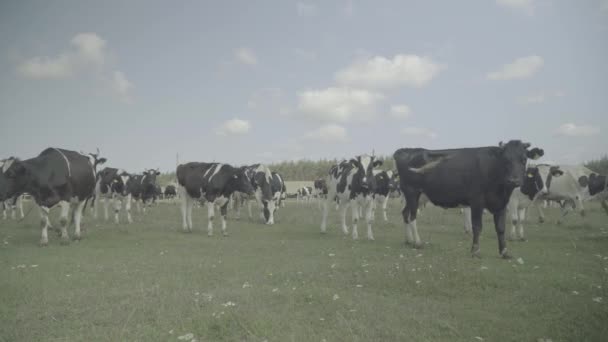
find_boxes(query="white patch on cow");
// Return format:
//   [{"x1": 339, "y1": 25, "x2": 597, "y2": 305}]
[
  {"x1": 359, "y1": 155, "x2": 371, "y2": 172},
  {"x1": 255, "y1": 164, "x2": 272, "y2": 183},
  {"x1": 386, "y1": 170, "x2": 393, "y2": 178},
  {"x1": 408, "y1": 158, "x2": 445, "y2": 174},
  {"x1": 1, "y1": 158, "x2": 15, "y2": 173},
  {"x1": 52, "y1": 148, "x2": 72, "y2": 177},
  {"x1": 208, "y1": 164, "x2": 224, "y2": 182}
]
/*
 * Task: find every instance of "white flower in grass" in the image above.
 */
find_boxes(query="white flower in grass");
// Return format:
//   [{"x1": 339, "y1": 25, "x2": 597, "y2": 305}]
[
  {"x1": 592, "y1": 297, "x2": 603, "y2": 303},
  {"x1": 177, "y1": 333, "x2": 194, "y2": 340},
  {"x1": 517, "y1": 257, "x2": 525, "y2": 265},
  {"x1": 242, "y1": 282, "x2": 252, "y2": 289},
  {"x1": 221, "y1": 301, "x2": 236, "y2": 307},
  {"x1": 572, "y1": 291, "x2": 579, "y2": 295},
  {"x1": 328, "y1": 253, "x2": 335, "y2": 257},
  {"x1": 333, "y1": 294, "x2": 340, "y2": 300}
]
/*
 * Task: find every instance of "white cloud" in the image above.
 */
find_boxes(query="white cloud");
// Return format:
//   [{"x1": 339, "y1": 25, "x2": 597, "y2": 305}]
[
  {"x1": 487, "y1": 55, "x2": 543, "y2": 80},
  {"x1": 235, "y1": 47, "x2": 257, "y2": 65},
  {"x1": 296, "y1": 2, "x2": 317, "y2": 16},
  {"x1": 297, "y1": 87, "x2": 384, "y2": 123},
  {"x1": 555, "y1": 123, "x2": 600, "y2": 137},
  {"x1": 304, "y1": 124, "x2": 348, "y2": 143},
  {"x1": 402, "y1": 126, "x2": 437, "y2": 139},
  {"x1": 17, "y1": 54, "x2": 74, "y2": 79},
  {"x1": 216, "y1": 119, "x2": 251, "y2": 136},
  {"x1": 389, "y1": 105, "x2": 411, "y2": 119},
  {"x1": 496, "y1": 0, "x2": 535, "y2": 15},
  {"x1": 335, "y1": 54, "x2": 444, "y2": 89},
  {"x1": 17, "y1": 33, "x2": 107, "y2": 79},
  {"x1": 112, "y1": 70, "x2": 133, "y2": 100}
]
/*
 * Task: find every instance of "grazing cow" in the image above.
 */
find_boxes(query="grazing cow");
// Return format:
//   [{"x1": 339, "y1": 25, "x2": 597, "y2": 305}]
[
  {"x1": 93, "y1": 167, "x2": 132, "y2": 224},
  {"x1": 394, "y1": 140, "x2": 543, "y2": 258},
  {"x1": 372, "y1": 170, "x2": 399, "y2": 221},
  {"x1": 2, "y1": 148, "x2": 98, "y2": 245},
  {"x1": 164, "y1": 185, "x2": 177, "y2": 199},
  {"x1": 177, "y1": 162, "x2": 254, "y2": 235},
  {"x1": 232, "y1": 164, "x2": 278, "y2": 224},
  {"x1": 507, "y1": 165, "x2": 564, "y2": 241},
  {"x1": 320, "y1": 155, "x2": 383, "y2": 240},
  {"x1": 297, "y1": 186, "x2": 312, "y2": 203},
  {"x1": 535, "y1": 165, "x2": 602, "y2": 223},
  {"x1": 125, "y1": 169, "x2": 160, "y2": 214}
]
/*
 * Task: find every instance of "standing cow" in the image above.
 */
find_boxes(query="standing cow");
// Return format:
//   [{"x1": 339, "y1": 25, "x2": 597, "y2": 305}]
[
  {"x1": 93, "y1": 167, "x2": 132, "y2": 224},
  {"x1": 371, "y1": 170, "x2": 399, "y2": 222},
  {"x1": 177, "y1": 162, "x2": 254, "y2": 236},
  {"x1": 394, "y1": 140, "x2": 543, "y2": 258},
  {"x1": 2, "y1": 148, "x2": 98, "y2": 245},
  {"x1": 164, "y1": 185, "x2": 177, "y2": 199},
  {"x1": 320, "y1": 155, "x2": 383, "y2": 240},
  {"x1": 232, "y1": 164, "x2": 279, "y2": 224},
  {"x1": 125, "y1": 169, "x2": 160, "y2": 214}
]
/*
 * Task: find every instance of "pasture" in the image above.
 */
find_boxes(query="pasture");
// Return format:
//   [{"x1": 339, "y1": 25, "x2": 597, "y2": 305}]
[{"x1": 1, "y1": 199, "x2": 607, "y2": 341}]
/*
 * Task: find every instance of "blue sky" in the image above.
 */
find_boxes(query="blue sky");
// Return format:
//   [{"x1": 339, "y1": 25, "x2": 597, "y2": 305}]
[{"x1": 1, "y1": 0, "x2": 607, "y2": 172}]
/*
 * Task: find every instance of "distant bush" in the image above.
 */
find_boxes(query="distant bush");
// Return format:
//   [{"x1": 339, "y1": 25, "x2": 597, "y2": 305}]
[{"x1": 585, "y1": 155, "x2": 608, "y2": 174}]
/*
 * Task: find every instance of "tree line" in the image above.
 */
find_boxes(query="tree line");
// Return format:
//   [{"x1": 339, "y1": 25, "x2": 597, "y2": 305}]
[{"x1": 157, "y1": 155, "x2": 607, "y2": 185}]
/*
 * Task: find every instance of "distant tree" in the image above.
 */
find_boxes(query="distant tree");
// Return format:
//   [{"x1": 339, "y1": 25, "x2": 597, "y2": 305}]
[{"x1": 585, "y1": 155, "x2": 608, "y2": 174}]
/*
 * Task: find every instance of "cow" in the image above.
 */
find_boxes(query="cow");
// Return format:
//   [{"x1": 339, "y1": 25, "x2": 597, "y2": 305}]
[
  {"x1": 370, "y1": 170, "x2": 399, "y2": 221},
  {"x1": 297, "y1": 186, "x2": 312, "y2": 203},
  {"x1": 583, "y1": 172, "x2": 608, "y2": 214},
  {"x1": 313, "y1": 179, "x2": 328, "y2": 200},
  {"x1": 177, "y1": 162, "x2": 254, "y2": 235},
  {"x1": 125, "y1": 169, "x2": 160, "y2": 214},
  {"x1": 506, "y1": 165, "x2": 564, "y2": 241},
  {"x1": 535, "y1": 165, "x2": 602, "y2": 223},
  {"x1": 164, "y1": 185, "x2": 177, "y2": 199},
  {"x1": 393, "y1": 140, "x2": 544, "y2": 259},
  {"x1": 320, "y1": 155, "x2": 383, "y2": 240},
  {"x1": 231, "y1": 164, "x2": 279, "y2": 224},
  {"x1": 1, "y1": 148, "x2": 98, "y2": 245},
  {"x1": 93, "y1": 167, "x2": 132, "y2": 224}
]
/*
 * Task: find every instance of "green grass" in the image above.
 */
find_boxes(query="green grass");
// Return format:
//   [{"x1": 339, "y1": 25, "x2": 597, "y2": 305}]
[{"x1": 1, "y1": 200, "x2": 607, "y2": 341}]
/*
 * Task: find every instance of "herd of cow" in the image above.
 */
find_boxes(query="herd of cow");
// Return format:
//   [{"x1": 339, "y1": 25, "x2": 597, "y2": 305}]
[{"x1": 1, "y1": 140, "x2": 607, "y2": 260}]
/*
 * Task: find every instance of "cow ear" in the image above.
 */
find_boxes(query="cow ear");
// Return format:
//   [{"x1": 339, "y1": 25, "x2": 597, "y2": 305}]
[
  {"x1": 578, "y1": 175, "x2": 589, "y2": 187},
  {"x1": 98, "y1": 158, "x2": 107, "y2": 165},
  {"x1": 372, "y1": 160, "x2": 383, "y2": 168},
  {"x1": 498, "y1": 141, "x2": 504, "y2": 147},
  {"x1": 349, "y1": 158, "x2": 360, "y2": 168},
  {"x1": 526, "y1": 148, "x2": 544, "y2": 160},
  {"x1": 156, "y1": 171, "x2": 160, "y2": 175}
]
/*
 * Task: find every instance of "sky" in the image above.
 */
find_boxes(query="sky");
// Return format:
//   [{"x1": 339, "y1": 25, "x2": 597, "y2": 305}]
[{"x1": 1, "y1": 0, "x2": 607, "y2": 173}]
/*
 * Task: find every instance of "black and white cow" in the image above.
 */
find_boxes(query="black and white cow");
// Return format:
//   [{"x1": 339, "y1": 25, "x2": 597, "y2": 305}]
[
  {"x1": 533, "y1": 165, "x2": 608, "y2": 223},
  {"x1": 393, "y1": 140, "x2": 543, "y2": 258},
  {"x1": 125, "y1": 169, "x2": 160, "y2": 214},
  {"x1": 506, "y1": 165, "x2": 563, "y2": 240},
  {"x1": 164, "y1": 185, "x2": 177, "y2": 199},
  {"x1": 232, "y1": 164, "x2": 278, "y2": 224},
  {"x1": 2, "y1": 148, "x2": 98, "y2": 245},
  {"x1": 320, "y1": 155, "x2": 383, "y2": 240},
  {"x1": 93, "y1": 167, "x2": 132, "y2": 224},
  {"x1": 297, "y1": 186, "x2": 312, "y2": 203},
  {"x1": 177, "y1": 162, "x2": 254, "y2": 235},
  {"x1": 371, "y1": 170, "x2": 399, "y2": 221}
]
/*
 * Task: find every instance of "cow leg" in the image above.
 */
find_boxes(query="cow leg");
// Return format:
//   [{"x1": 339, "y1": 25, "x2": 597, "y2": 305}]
[
  {"x1": 402, "y1": 190, "x2": 422, "y2": 248},
  {"x1": 220, "y1": 203, "x2": 229, "y2": 236},
  {"x1": 470, "y1": 206, "x2": 483, "y2": 258},
  {"x1": 206, "y1": 202, "x2": 215, "y2": 237},
  {"x1": 247, "y1": 200, "x2": 253, "y2": 220},
  {"x1": 58, "y1": 200, "x2": 71, "y2": 245},
  {"x1": 517, "y1": 208, "x2": 526, "y2": 241},
  {"x1": 509, "y1": 207, "x2": 518, "y2": 241},
  {"x1": 124, "y1": 194, "x2": 133, "y2": 224},
  {"x1": 536, "y1": 203, "x2": 545, "y2": 223},
  {"x1": 136, "y1": 200, "x2": 142, "y2": 213},
  {"x1": 320, "y1": 197, "x2": 329, "y2": 234},
  {"x1": 10, "y1": 203, "x2": 16, "y2": 220},
  {"x1": 351, "y1": 200, "x2": 359, "y2": 240},
  {"x1": 179, "y1": 187, "x2": 190, "y2": 232},
  {"x1": 2, "y1": 202, "x2": 6, "y2": 220},
  {"x1": 340, "y1": 201, "x2": 349, "y2": 235},
  {"x1": 38, "y1": 205, "x2": 51, "y2": 246},
  {"x1": 266, "y1": 199, "x2": 276, "y2": 225},
  {"x1": 234, "y1": 197, "x2": 241, "y2": 220},
  {"x1": 463, "y1": 207, "x2": 472, "y2": 234},
  {"x1": 17, "y1": 196, "x2": 24, "y2": 219},
  {"x1": 73, "y1": 200, "x2": 86, "y2": 241},
  {"x1": 401, "y1": 204, "x2": 414, "y2": 245},
  {"x1": 101, "y1": 197, "x2": 108, "y2": 221},
  {"x1": 113, "y1": 196, "x2": 121, "y2": 224},
  {"x1": 366, "y1": 198, "x2": 375, "y2": 240},
  {"x1": 493, "y1": 209, "x2": 510, "y2": 259},
  {"x1": 381, "y1": 195, "x2": 389, "y2": 222},
  {"x1": 577, "y1": 196, "x2": 586, "y2": 217}
]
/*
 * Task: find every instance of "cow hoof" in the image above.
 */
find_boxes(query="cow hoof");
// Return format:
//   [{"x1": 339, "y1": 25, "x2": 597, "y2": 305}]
[
  {"x1": 222, "y1": 232, "x2": 229, "y2": 237},
  {"x1": 320, "y1": 230, "x2": 327, "y2": 235},
  {"x1": 519, "y1": 237, "x2": 527, "y2": 242},
  {"x1": 471, "y1": 251, "x2": 481, "y2": 259},
  {"x1": 538, "y1": 217, "x2": 545, "y2": 224},
  {"x1": 60, "y1": 238, "x2": 70, "y2": 246},
  {"x1": 413, "y1": 242, "x2": 423, "y2": 249},
  {"x1": 39, "y1": 240, "x2": 48, "y2": 247},
  {"x1": 72, "y1": 235, "x2": 81, "y2": 241}
]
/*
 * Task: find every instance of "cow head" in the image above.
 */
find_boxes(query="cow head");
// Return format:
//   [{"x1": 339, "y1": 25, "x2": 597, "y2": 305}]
[
  {"x1": 520, "y1": 167, "x2": 545, "y2": 199},
  {"x1": 142, "y1": 168, "x2": 160, "y2": 192},
  {"x1": 112, "y1": 170, "x2": 131, "y2": 196},
  {"x1": 231, "y1": 168, "x2": 255, "y2": 196},
  {"x1": 88, "y1": 148, "x2": 107, "y2": 171},
  {"x1": 578, "y1": 173, "x2": 608, "y2": 196},
  {"x1": 349, "y1": 155, "x2": 383, "y2": 193},
  {"x1": 387, "y1": 170, "x2": 400, "y2": 193},
  {"x1": 2, "y1": 158, "x2": 28, "y2": 198},
  {"x1": 497, "y1": 140, "x2": 544, "y2": 188}
]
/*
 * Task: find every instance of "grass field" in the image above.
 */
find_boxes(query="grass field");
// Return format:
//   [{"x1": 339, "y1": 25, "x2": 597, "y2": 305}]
[{"x1": 1, "y1": 199, "x2": 607, "y2": 341}]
